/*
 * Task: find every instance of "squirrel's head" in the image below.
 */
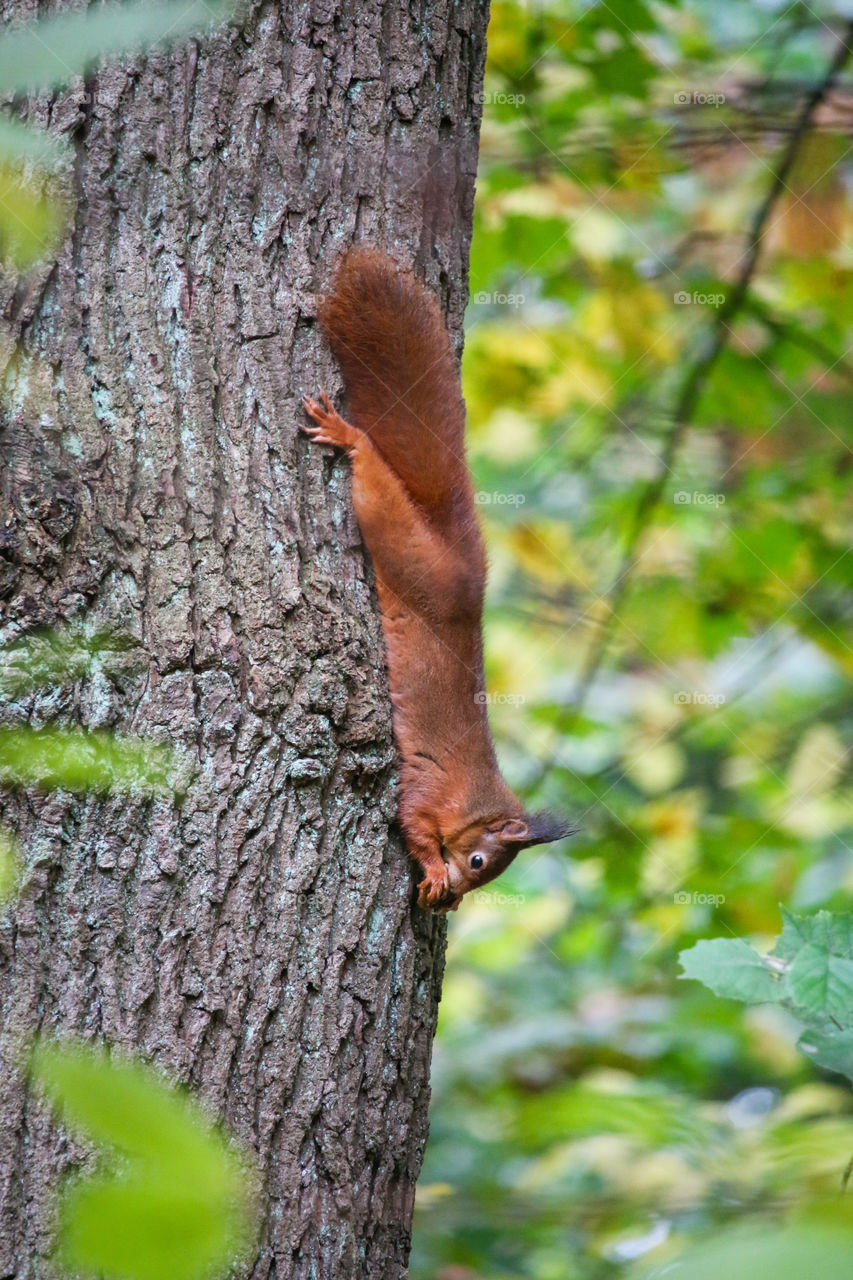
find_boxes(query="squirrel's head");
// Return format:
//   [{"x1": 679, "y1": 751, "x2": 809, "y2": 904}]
[{"x1": 434, "y1": 811, "x2": 573, "y2": 911}]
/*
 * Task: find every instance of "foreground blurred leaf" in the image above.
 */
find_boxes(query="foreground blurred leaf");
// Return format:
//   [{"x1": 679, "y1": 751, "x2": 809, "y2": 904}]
[
  {"x1": 0, "y1": 162, "x2": 63, "y2": 265},
  {"x1": 30, "y1": 1042, "x2": 255, "y2": 1280},
  {"x1": 0, "y1": 628, "x2": 135, "y2": 697},
  {"x1": 0, "y1": 116, "x2": 68, "y2": 166},
  {"x1": 643, "y1": 1222, "x2": 853, "y2": 1280},
  {"x1": 0, "y1": 825, "x2": 21, "y2": 904},
  {"x1": 0, "y1": 0, "x2": 232, "y2": 94},
  {"x1": 61, "y1": 1177, "x2": 243, "y2": 1280},
  {"x1": 0, "y1": 727, "x2": 173, "y2": 793}
]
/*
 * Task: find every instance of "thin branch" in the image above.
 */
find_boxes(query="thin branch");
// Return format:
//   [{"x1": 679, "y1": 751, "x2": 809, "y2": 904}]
[{"x1": 743, "y1": 293, "x2": 853, "y2": 385}]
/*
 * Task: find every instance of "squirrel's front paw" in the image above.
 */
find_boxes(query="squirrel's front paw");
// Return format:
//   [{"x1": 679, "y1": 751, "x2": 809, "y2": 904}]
[
  {"x1": 302, "y1": 392, "x2": 361, "y2": 451},
  {"x1": 417, "y1": 862, "x2": 451, "y2": 911}
]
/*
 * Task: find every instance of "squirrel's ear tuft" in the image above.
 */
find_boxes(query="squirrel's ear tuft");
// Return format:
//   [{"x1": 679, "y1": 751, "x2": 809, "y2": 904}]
[
  {"x1": 520, "y1": 811, "x2": 575, "y2": 848},
  {"x1": 497, "y1": 812, "x2": 573, "y2": 848}
]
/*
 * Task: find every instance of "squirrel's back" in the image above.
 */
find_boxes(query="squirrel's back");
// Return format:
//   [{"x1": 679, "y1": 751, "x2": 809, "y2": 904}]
[{"x1": 317, "y1": 248, "x2": 471, "y2": 520}]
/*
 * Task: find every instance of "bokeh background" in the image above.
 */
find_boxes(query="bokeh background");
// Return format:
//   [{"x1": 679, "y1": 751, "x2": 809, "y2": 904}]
[
  {"x1": 412, "y1": 1, "x2": 853, "y2": 1276},
  {"x1": 3, "y1": 0, "x2": 853, "y2": 1275}
]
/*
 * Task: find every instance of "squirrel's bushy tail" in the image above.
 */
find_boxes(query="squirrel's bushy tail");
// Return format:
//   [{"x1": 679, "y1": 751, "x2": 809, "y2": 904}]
[{"x1": 318, "y1": 248, "x2": 469, "y2": 517}]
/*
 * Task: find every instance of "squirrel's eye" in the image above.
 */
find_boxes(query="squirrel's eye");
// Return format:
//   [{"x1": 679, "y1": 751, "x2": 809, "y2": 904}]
[{"x1": 470, "y1": 853, "x2": 484, "y2": 871}]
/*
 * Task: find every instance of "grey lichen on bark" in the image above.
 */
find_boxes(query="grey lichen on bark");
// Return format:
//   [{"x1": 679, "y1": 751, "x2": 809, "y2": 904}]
[{"x1": 0, "y1": 0, "x2": 489, "y2": 1275}]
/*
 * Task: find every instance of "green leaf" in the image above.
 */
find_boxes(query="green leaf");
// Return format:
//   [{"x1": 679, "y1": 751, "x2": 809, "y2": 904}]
[
  {"x1": 798, "y1": 1028, "x2": 853, "y2": 1083},
  {"x1": 786, "y1": 943, "x2": 853, "y2": 1027},
  {"x1": 0, "y1": 0, "x2": 232, "y2": 95},
  {"x1": 678, "y1": 938, "x2": 780, "y2": 1004},
  {"x1": 0, "y1": 726, "x2": 174, "y2": 794},
  {"x1": 772, "y1": 906, "x2": 818, "y2": 961},
  {"x1": 30, "y1": 1041, "x2": 255, "y2": 1280},
  {"x1": 773, "y1": 908, "x2": 853, "y2": 963}
]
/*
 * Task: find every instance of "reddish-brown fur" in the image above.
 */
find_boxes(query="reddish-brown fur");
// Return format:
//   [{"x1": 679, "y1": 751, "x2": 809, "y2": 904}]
[{"x1": 303, "y1": 249, "x2": 570, "y2": 910}]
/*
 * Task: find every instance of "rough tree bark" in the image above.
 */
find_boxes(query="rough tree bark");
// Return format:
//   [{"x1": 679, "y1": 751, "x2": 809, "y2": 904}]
[{"x1": 0, "y1": 1, "x2": 489, "y2": 1275}]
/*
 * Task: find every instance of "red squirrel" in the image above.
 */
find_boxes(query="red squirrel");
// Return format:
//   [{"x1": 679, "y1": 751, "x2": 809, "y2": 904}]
[{"x1": 303, "y1": 248, "x2": 570, "y2": 911}]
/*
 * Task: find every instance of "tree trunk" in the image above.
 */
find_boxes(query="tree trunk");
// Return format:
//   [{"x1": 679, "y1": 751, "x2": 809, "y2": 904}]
[{"x1": 0, "y1": 1, "x2": 488, "y2": 1275}]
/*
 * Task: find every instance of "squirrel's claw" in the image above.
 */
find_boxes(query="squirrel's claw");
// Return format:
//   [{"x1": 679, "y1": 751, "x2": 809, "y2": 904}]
[
  {"x1": 301, "y1": 423, "x2": 337, "y2": 446},
  {"x1": 417, "y1": 862, "x2": 452, "y2": 911},
  {"x1": 302, "y1": 393, "x2": 360, "y2": 451}
]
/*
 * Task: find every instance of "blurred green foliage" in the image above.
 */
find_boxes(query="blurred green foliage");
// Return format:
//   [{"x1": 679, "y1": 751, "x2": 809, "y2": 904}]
[
  {"x1": 0, "y1": 0, "x2": 230, "y2": 95},
  {"x1": 29, "y1": 1041, "x2": 255, "y2": 1280},
  {"x1": 0, "y1": 626, "x2": 175, "y2": 796},
  {"x1": 413, "y1": 1, "x2": 853, "y2": 1277},
  {"x1": 0, "y1": 822, "x2": 20, "y2": 904},
  {"x1": 0, "y1": 621, "x2": 240, "y2": 1275},
  {"x1": 0, "y1": 724, "x2": 173, "y2": 793},
  {"x1": 0, "y1": 7, "x2": 246, "y2": 1280},
  {"x1": 0, "y1": 0, "x2": 232, "y2": 264}
]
